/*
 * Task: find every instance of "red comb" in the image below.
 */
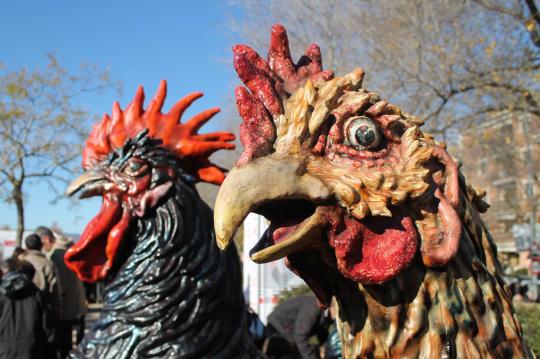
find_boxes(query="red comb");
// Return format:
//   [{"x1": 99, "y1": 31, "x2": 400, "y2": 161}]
[
  {"x1": 233, "y1": 24, "x2": 333, "y2": 165},
  {"x1": 82, "y1": 80, "x2": 235, "y2": 184}
]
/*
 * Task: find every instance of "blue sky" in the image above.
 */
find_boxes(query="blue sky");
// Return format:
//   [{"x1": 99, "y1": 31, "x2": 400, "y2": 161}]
[{"x1": 0, "y1": 1, "x2": 245, "y2": 233}]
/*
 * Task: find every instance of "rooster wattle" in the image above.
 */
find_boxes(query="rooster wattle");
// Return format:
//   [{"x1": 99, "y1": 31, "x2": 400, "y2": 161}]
[
  {"x1": 65, "y1": 81, "x2": 261, "y2": 358},
  {"x1": 214, "y1": 25, "x2": 532, "y2": 358}
]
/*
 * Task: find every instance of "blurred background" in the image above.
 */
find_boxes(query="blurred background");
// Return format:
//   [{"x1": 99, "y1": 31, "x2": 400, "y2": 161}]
[{"x1": 0, "y1": 0, "x2": 539, "y2": 353}]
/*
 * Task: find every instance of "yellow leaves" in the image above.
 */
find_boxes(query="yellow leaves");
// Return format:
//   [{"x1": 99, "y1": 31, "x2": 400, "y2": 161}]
[
  {"x1": 5, "y1": 83, "x2": 28, "y2": 98},
  {"x1": 2, "y1": 109, "x2": 25, "y2": 120},
  {"x1": 485, "y1": 41, "x2": 496, "y2": 57},
  {"x1": 490, "y1": 72, "x2": 502, "y2": 83},
  {"x1": 525, "y1": 19, "x2": 536, "y2": 32},
  {"x1": 54, "y1": 114, "x2": 67, "y2": 126},
  {"x1": 41, "y1": 143, "x2": 52, "y2": 152}
]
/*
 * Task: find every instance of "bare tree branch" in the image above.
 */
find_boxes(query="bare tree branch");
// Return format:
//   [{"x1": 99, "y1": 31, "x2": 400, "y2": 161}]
[{"x1": 0, "y1": 55, "x2": 119, "y2": 244}]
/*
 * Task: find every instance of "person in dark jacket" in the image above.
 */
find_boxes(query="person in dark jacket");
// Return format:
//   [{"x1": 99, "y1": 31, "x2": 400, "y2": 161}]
[
  {"x1": 265, "y1": 294, "x2": 330, "y2": 359},
  {"x1": 0, "y1": 258, "x2": 49, "y2": 359}
]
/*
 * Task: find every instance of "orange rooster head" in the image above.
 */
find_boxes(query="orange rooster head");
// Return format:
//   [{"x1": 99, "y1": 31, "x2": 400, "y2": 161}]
[
  {"x1": 214, "y1": 25, "x2": 463, "y2": 305},
  {"x1": 65, "y1": 81, "x2": 234, "y2": 282}
]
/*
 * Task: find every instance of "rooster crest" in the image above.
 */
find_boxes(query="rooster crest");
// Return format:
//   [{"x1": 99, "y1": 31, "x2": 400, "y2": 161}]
[{"x1": 83, "y1": 80, "x2": 235, "y2": 184}]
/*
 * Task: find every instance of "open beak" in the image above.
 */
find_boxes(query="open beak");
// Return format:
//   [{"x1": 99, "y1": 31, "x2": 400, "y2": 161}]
[
  {"x1": 249, "y1": 208, "x2": 326, "y2": 263},
  {"x1": 64, "y1": 168, "x2": 128, "y2": 283},
  {"x1": 214, "y1": 154, "x2": 332, "y2": 262},
  {"x1": 65, "y1": 170, "x2": 108, "y2": 199}
]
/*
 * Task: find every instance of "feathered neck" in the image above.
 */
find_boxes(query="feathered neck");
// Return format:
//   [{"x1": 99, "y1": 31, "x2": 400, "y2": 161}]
[
  {"x1": 334, "y1": 177, "x2": 531, "y2": 358},
  {"x1": 72, "y1": 180, "x2": 259, "y2": 358}
]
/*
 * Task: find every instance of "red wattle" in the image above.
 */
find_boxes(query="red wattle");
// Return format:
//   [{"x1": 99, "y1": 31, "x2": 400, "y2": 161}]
[
  {"x1": 330, "y1": 212, "x2": 418, "y2": 285},
  {"x1": 102, "y1": 210, "x2": 132, "y2": 278},
  {"x1": 64, "y1": 195, "x2": 126, "y2": 283}
]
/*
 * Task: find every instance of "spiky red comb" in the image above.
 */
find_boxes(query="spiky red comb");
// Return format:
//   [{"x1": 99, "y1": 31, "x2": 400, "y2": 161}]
[
  {"x1": 82, "y1": 80, "x2": 235, "y2": 184},
  {"x1": 233, "y1": 24, "x2": 333, "y2": 165}
]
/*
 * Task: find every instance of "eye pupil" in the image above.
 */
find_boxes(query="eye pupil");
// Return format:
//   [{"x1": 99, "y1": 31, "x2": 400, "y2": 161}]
[
  {"x1": 355, "y1": 126, "x2": 375, "y2": 147},
  {"x1": 126, "y1": 161, "x2": 142, "y2": 174},
  {"x1": 345, "y1": 116, "x2": 381, "y2": 150}
]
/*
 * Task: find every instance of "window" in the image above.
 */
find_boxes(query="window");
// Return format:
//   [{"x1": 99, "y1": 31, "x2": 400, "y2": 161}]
[{"x1": 499, "y1": 180, "x2": 518, "y2": 207}]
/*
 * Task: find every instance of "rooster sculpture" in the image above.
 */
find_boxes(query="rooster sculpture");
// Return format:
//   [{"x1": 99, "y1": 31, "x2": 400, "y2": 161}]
[
  {"x1": 64, "y1": 82, "x2": 260, "y2": 358},
  {"x1": 214, "y1": 25, "x2": 532, "y2": 358}
]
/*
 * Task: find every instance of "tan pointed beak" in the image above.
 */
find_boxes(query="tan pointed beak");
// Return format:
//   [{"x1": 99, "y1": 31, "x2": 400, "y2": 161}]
[
  {"x1": 65, "y1": 170, "x2": 108, "y2": 199},
  {"x1": 214, "y1": 154, "x2": 331, "y2": 250}
]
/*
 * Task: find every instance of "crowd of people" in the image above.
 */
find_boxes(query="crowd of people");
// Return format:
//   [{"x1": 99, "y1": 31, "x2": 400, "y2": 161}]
[
  {"x1": 0, "y1": 227, "x2": 87, "y2": 359},
  {"x1": 1, "y1": 227, "x2": 340, "y2": 359}
]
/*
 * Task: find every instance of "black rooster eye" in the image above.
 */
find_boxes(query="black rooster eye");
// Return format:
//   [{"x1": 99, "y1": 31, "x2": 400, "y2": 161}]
[
  {"x1": 123, "y1": 160, "x2": 146, "y2": 176},
  {"x1": 345, "y1": 116, "x2": 382, "y2": 150}
]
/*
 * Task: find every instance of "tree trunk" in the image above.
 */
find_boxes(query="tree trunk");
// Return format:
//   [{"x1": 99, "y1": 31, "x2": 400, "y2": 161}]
[{"x1": 13, "y1": 184, "x2": 24, "y2": 247}]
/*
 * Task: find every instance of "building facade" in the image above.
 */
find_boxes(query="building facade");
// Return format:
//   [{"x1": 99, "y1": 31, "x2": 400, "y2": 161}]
[{"x1": 460, "y1": 112, "x2": 539, "y2": 272}]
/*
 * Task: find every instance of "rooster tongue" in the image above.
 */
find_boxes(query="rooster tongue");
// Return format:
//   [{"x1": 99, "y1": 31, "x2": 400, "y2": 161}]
[
  {"x1": 249, "y1": 209, "x2": 325, "y2": 263},
  {"x1": 330, "y1": 211, "x2": 418, "y2": 285},
  {"x1": 65, "y1": 196, "x2": 131, "y2": 282},
  {"x1": 249, "y1": 219, "x2": 303, "y2": 256}
]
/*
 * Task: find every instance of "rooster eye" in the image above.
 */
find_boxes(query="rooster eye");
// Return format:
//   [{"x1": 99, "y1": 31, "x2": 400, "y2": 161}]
[
  {"x1": 345, "y1": 116, "x2": 381, "y2": 150},
  {"x1": 123, "y1": 160, "x2": 146, "y2": 176}
]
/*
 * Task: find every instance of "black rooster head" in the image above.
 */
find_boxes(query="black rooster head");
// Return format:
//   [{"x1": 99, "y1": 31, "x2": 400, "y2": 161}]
[{"x1": 64, "y1": 81, "x2": 235, "y2": 282}]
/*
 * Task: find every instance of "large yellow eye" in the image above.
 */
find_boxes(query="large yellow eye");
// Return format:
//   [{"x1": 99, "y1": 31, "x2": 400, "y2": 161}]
[{"x1": 345, "y1": 116, "x2": 382, "y2": 150}]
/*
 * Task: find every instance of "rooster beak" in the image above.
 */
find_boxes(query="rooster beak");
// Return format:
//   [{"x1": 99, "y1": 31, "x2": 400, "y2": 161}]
[
  {"x1": 65, "y1": 170, "x2": 108, "y2": 199},
  {"x1": 214, "y1": 154, "x2": 331, "y2": 251}
]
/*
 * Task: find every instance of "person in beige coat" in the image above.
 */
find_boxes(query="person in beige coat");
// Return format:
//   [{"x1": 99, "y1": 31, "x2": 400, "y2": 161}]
[
  {"x1": 20, "y1": 234, "x2": 62, "y2": 357},
  {"x1": 36, "y1": 226, "x2": 87, "y2": 358}
]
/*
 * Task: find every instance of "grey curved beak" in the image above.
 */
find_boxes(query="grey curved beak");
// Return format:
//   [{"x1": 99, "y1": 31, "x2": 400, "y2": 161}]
[{"x1": 65, "y1": 170, "x2": 108, "y2": 199}]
